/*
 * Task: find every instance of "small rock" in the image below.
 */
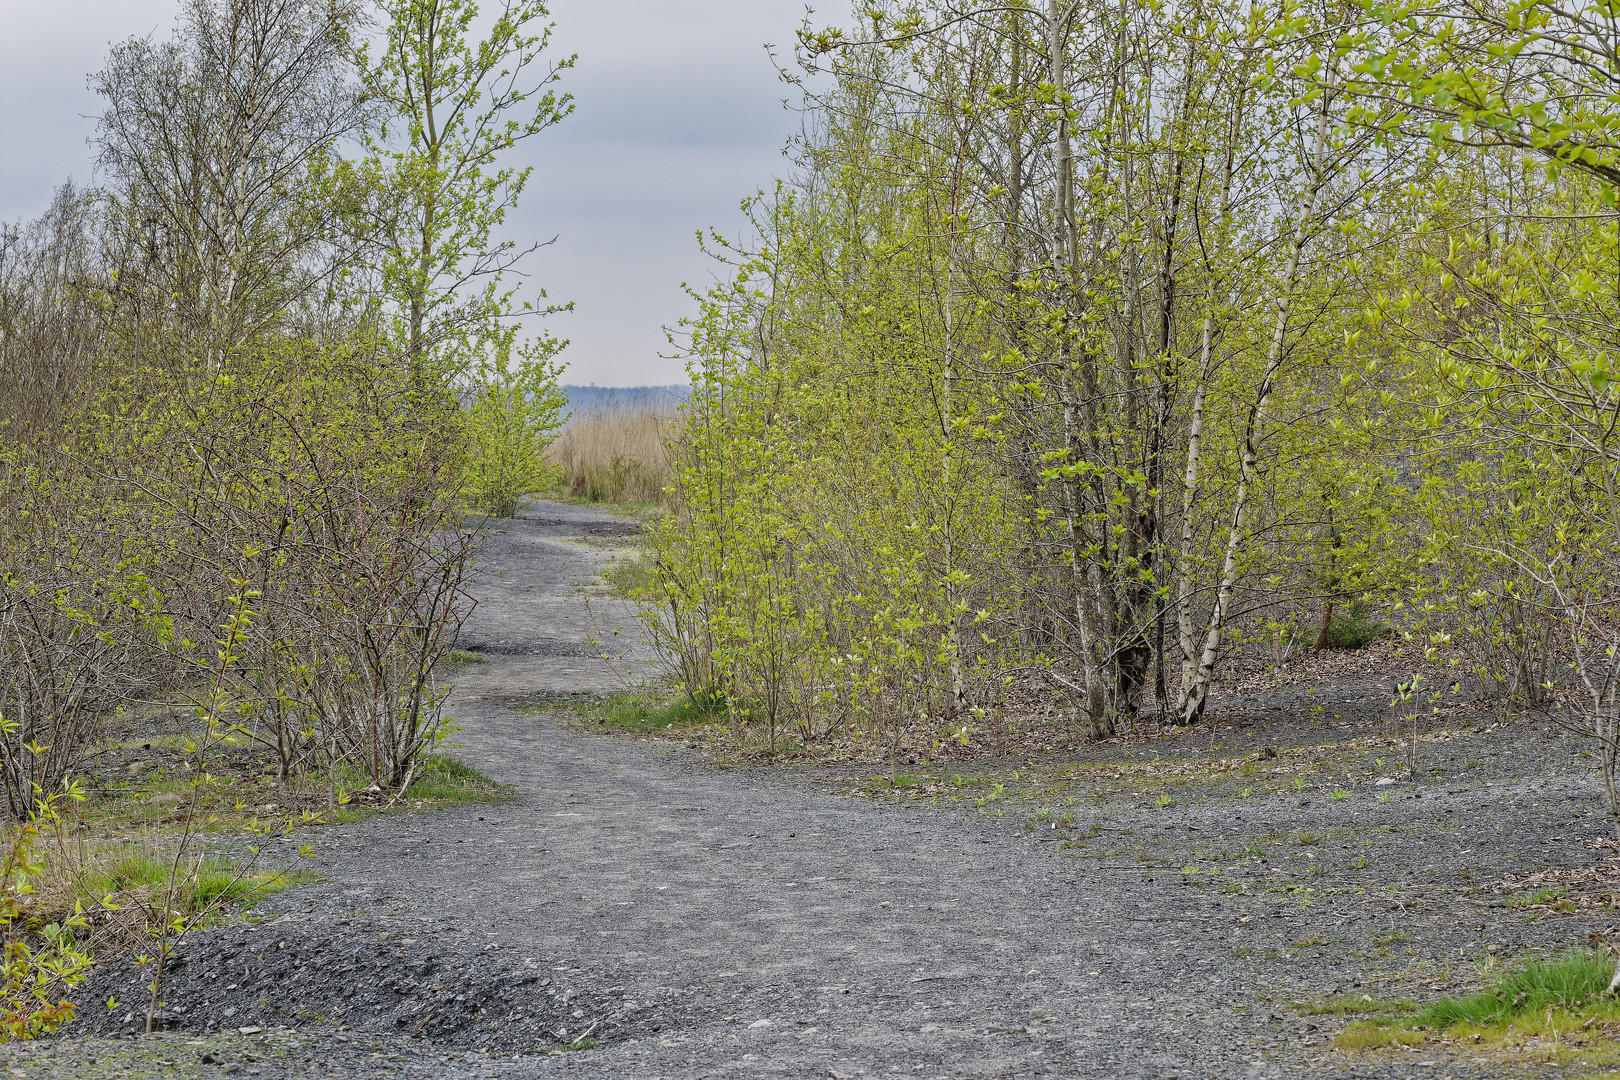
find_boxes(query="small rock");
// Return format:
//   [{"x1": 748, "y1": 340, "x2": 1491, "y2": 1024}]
[
  {"x1": 1374, "y1": 777, "x2": 1397, "y2": 786},
  {"x1": 748, "y1": 1019, "x2": 772, "y2": 1029},
  {"x1": 237, "y1": 1025, "x2": 263, "y2": 1035},
  {"x1": 126, "y1": 760, "x2": 156, "y2": 777}
]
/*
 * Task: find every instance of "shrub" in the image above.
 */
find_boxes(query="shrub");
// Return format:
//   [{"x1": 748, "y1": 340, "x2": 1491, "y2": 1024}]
[{"x1": 0, "y1": 466, "x2": 160, "y2": 819}]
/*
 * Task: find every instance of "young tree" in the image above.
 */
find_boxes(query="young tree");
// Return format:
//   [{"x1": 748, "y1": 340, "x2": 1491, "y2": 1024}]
[
  {"x1": 464, "y1": 344, "x2": 568, "y2": 516},
  {"x1": 350, "y1": 0, "x2": 575, "y2": 375}
]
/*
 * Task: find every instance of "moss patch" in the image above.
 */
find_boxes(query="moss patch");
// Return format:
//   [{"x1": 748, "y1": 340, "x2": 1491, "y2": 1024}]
[{"x1": 1293, "y1": 993, "x2": 1416, "y2": 1016}]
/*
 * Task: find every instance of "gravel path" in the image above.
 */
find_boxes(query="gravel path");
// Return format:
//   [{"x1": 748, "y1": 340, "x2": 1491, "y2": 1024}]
[{"x1": 16, "y1": 502, "x2": 1615, "y2": 1079}]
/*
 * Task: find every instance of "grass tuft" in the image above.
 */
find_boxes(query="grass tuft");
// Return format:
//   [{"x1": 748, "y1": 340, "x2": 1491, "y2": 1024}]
[
  {"x1": 1293, "y1": 994, "x2": 1415, "y2": 1016},
  {"x1": 1418, "y1": 949, "x2": 1612, "y2": 1028},
  {"x1": 1337, "y1": 948, "x2": 1620, "y2": 1061}
]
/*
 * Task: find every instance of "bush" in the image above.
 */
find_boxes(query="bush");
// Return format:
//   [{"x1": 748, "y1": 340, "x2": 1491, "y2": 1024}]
[{"x1": 0, "y1": 466, "x2": 159, "y2": 819}]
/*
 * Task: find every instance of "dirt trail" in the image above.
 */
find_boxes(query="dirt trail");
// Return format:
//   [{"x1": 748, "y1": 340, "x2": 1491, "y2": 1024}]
[{"x1": 18, "y1": 502, "x2": 1615, "y2": 1079}]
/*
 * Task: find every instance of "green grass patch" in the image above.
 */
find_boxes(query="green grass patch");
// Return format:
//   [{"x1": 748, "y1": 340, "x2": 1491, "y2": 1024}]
[
  {"x1": 448, "y1": 649, "x2": 488, "y2": 664},
  {"x1": 1337, "y1": 949, "x2": 1620, "y2": 1063},
  {"x1": 1336, "y1": 1019, "x2": 1427, "y2": 1050},
  {"x1": 398, "y1": 754, "x2": 509, "y2": 803},
  {"x1": 604, "y1": 552, "x2": 657, "y2": 597},
  {"x1": 1420, "y1": 949, "x2": 1613, "y2": 1028},
  {"x1": 79, "y1": 750, "x2": 508, "y2": 835},
  {"x1": 1509, "y1": 885, "x2": 1576, "y2": 912},
  {"x1": 75, "y1": 852, "x2": 311, "y2": 925},
  {"x1": 572, "y1": 691, "x2": 723, "y2": 735},
  {"x1": 545, "y1": 1036, "x2": 604, "y2": 1053}
]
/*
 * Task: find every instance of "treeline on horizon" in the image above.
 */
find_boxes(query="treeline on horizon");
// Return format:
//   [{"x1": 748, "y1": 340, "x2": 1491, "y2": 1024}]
[
  {"x1": 637, "y1": 0, "x2": 1620, "y2": 792},
  {"x1": 561, "y1": 384, "x2": 688, "y2": 413}
]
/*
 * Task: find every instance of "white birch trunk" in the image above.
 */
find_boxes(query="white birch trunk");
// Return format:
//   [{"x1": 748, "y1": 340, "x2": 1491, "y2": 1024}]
[{"x1": 1177, "y1": 73, "x2": 1335, "y2": 725}]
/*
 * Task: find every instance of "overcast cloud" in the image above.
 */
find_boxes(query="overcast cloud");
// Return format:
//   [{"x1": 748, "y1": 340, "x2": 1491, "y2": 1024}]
[{"x1": 0, "y1": 0, "x2": 813, "y2": 385}]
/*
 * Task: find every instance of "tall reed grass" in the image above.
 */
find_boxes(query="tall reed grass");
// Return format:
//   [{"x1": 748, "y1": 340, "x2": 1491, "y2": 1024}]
[{"x1": 551, "y1": 401, "x2": 681, "y2": 505}]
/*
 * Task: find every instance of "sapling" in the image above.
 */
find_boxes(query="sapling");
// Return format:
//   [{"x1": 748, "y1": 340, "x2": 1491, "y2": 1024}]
[{"x1": 135, "y1": 573, "x2": 297, "y2": 1033}]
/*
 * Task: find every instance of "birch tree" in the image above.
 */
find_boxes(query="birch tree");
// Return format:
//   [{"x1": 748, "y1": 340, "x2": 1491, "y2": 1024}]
[{"x1": 93, "y1": 0, "x2": 365, "y2": 366}]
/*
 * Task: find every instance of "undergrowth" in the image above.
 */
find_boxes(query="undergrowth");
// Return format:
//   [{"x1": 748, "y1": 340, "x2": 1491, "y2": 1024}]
[{"x1": 1320, "y1": 602, "x2": 1391, "y2": 650}]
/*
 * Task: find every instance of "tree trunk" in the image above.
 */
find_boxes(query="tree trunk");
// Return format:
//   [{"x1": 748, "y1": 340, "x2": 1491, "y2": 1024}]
[{"x1": 1177, "y1": 65, "x2": 1335, "y2": 725}]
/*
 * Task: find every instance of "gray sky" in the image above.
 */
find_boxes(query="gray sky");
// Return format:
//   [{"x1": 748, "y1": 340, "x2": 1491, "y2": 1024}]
[{"x1": 0, "y1": 0, "x2": 813, "y2": 386}]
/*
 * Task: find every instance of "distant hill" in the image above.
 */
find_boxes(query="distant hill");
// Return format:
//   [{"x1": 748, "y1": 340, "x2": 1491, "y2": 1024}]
[{"x1": 561, "y1": 384, "x2": 689, "y2": 416}]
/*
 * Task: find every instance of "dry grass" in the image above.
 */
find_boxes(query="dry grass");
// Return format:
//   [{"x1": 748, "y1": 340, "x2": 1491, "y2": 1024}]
[{"x1": 550, "y1": 403, "x2": 681, "y2": 506}]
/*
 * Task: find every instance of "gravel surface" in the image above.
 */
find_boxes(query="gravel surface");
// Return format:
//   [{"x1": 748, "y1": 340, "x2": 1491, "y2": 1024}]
[{"x1": 9, "y1": 501, "x2": 1615, "y2": 1079}]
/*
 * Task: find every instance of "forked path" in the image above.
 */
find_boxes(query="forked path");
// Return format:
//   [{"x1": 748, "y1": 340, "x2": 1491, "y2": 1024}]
[
  {"x1": 294, "y1": 503, "x2": 1442, "y2": 1079},
  {"x1": 48, "y1": 502, "x2": 1570, "y2": 1078},
  {"x1": 359, "y1": 503, "x2": 1290, "y2": 1079}
]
